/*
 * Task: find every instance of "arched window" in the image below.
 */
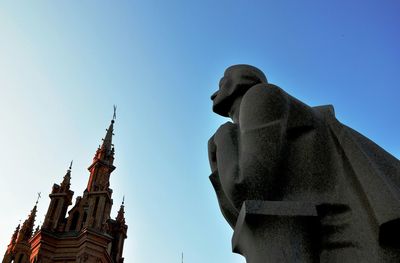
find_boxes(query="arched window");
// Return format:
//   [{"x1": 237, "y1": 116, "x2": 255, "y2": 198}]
[
  {"x1": 49, "y1": 199, "x2": 59, "y2": 221},
  {"x1": 70, "y1": 211, "x2": 80, "y2": 231},
  {"x1": 92, "y1": 197, "x2": 100, "y2": 217},
  {"x1": 82, "y1": 211, "x2": 88, "y2": 224}
]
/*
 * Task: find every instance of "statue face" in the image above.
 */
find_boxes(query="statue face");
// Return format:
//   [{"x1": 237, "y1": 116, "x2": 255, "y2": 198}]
[
  {"x1": 212, "y1": 65, "x2": 266, "y2": 117},
  {"x1": 211, "y1": 72, "x2": 237, "y2": 117},
  {"x1": 211, "y1": 76, "x2": 230, "y2": 102}
]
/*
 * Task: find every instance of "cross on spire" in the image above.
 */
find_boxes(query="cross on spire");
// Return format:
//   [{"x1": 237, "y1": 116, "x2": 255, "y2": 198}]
[{"x1": 113, "y1": 105, "x2": 117, "y2": 121}]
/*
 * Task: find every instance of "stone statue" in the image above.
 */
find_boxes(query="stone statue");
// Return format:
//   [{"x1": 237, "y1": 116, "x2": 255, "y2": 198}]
[{"x1": 208, "y1": 65, "x2": 400, "y2": 262}]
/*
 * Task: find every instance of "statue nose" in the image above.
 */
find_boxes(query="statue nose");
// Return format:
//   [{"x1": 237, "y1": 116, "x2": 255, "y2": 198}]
[{"x1": 211, "y1": 91, "x2": 218, "y2": 100}]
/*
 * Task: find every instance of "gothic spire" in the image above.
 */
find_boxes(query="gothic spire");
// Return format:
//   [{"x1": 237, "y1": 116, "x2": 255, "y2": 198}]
[
  {"x1": 8, "y1": 223, "x2": 20, "y2": 246},
  {"x1": 116, "y1": 197, "x2": 125, "y2": 223},
  {"x1": 101, "y1": 105, "x2": 116, "y2": 153},
  {"x1": 101, "y1": 120, "x2": 114, "y2": 153},
  {"x1": 17, "y1": 201, "x2": 38, "y2": 242},
  {"x1": 60, "y1": 161, "x2": 73, "y2": 191},
  {"x1": 87, "y1": 107, "x2": 117, "y2": 192}
]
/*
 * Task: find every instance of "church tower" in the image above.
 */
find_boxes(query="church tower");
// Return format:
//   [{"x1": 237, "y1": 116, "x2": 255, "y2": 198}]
[
  {"x1": 2, "y1": 201, "x2": 37, "y2": 263},
  {"x1": 3, "y1": 109, "x2": 128, "y2": 263},
  {"x1": 64, "y1": 117, "x2": 116, "y2": 233}
]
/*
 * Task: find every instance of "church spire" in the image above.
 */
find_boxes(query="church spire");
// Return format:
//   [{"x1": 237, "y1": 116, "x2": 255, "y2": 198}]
[
  {"x1": 101, "y1": 105, "x2": 116, "y2": 153},
  {"x1": 60, "y1": 161, "x2": 72, "y2": 192},
  {"x1": 8, "y1": 224, "x2": 20, "y2": 246},
  {"x1": 3, "y1": 223, "x2": 20, "y2": 259},
  {"x1": 87, "y1": 107, "x2": 117, "y2": 192},
  {"x1": 116, "y1": 197, "x2": 125, "y2": 223},
  {"x1": 16, "y1": 200, "x2": 38, "y2": 242}
]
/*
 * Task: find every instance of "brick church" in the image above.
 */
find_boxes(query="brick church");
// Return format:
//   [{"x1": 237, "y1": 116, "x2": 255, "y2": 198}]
[{"x1": 2, "y1": 113, "x2": 128, "y2": 262}]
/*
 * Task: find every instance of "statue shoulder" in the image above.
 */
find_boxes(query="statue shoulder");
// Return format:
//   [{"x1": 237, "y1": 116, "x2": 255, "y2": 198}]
[
  {"x1": 240, "y1": 83, "x2": 290, "y2": 130},
  {"x1": 243, "y1": 83, "x2": 287, "y2": 99}
]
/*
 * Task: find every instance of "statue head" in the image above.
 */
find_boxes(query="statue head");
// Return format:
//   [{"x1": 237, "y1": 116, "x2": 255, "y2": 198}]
[{"x1": 211, "y1": 64, "x2": 267, "y2": 117}]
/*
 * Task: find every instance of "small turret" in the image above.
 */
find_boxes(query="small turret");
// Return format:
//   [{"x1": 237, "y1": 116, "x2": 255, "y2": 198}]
[
  {"x1": 60, "y1": 161, "x2": 73, "y2": 192},
  {"x1": 3, "y1": 198, "x2": 39, "y2": 263},
  {"x1": 2, "y1": 223, "x2": 21, "y2": 262},
  {"x1": 116, "y1": 197, "x2": 125, "y2": 223},
  {"x1": 109, "y1": 197, "x2": 128, "y2": 263},
  {"x1": 16, "y1": 204, "x2": 37, "y2": 243},
  {"x1": 10, "y1": 224, "x2": 20, "y2": 246},
  {"x1": 42, "y1": 163, "x2": 74, "y2": 231}
]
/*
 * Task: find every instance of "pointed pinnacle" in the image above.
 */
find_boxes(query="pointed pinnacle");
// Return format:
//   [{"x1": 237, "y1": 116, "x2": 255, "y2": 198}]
[
  {"x1": 10, "y1": 223, "x2": 20, "y2": 244},
  {"x1": 18, "y1": 203, "x2": 38, "y2": 242},
  {"x1": 36, "y1": 192, "x2": 41, "y2": 206}
]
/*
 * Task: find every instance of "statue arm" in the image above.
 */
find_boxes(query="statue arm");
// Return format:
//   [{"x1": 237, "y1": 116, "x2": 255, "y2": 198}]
[
  {"x1": 238, "y1": 84, "x2": 316, "y2": 202},
  {"x1": 209, "y1": 171, "x2": 240, "y2": 228},
  {"x1": 239, "y1": 84, "x2": 289, "y2": 132},
  {"x1": 209, "y1": 130, "x2": 240, "y2": 228},
  {"x1": 208, "y1": 135, "x2": 218, "y2": 173},
  {"x1": 210, "y1": 84, "x2": 313, "y2": 215},
  {"x1": 210, "y1": 84, "x2": 292, "y2": 211},
  {"x1": 237, "y1": 84, "x2": 290, "y2": 201},
  {"x1": 212, "y1": 121, "x2": 244, "y2": 208}
]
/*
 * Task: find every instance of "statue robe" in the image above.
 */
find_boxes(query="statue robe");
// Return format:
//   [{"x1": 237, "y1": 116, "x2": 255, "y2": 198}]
[{"x1": 209, "y1": 83, "x2": 400, "y2": 260}]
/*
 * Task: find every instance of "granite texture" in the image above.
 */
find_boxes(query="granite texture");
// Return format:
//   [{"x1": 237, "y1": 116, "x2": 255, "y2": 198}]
[{"x1": 208, "y1": 65, "x2": 400, "y2": 262}]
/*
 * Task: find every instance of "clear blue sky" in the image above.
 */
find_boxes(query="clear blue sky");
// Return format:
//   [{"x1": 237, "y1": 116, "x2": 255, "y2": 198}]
[{"x1": 0, "y1": 1, "x2": 399, "y2": 262}]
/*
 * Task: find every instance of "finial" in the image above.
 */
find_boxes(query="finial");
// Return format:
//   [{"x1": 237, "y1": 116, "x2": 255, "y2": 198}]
[
  {"x1": 36, "y1": 192, "x2": 41, "y2": 206},
  {"x1": 69, "y1": 160, "x2": 73, "y2": 170},
  {"x1": 112, "y1": 105, "x2": 117, "y2": 122},
  {"x1": 122, "y1": 195, "x2": 125, "y2": 205},
  {"x1": 182, "y1": 252, "x2": 183, "y2": 263},
  {"x1": 34, "y1": 225, "x2": 40, "y2": 234}
]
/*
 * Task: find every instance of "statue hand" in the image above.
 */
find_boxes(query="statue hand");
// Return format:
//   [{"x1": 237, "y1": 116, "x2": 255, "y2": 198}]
[
  {"x1": 208, "y1": 135, "x2": 218, "y2": 172},
  {"x1": 209, "y1": 122, "x2": 238, "y2": 173},
  {"x1": 214, "y1": 122, "x2": 238, "y2": 142},
  {"x1": 212, "y1": 122, "x2": 242, "y2": 209}
]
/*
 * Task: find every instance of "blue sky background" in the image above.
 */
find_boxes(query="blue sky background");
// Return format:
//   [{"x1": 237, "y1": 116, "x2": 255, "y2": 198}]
[{"x1": 0, "y1": 1, "x2": 399, "y2": 262}]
